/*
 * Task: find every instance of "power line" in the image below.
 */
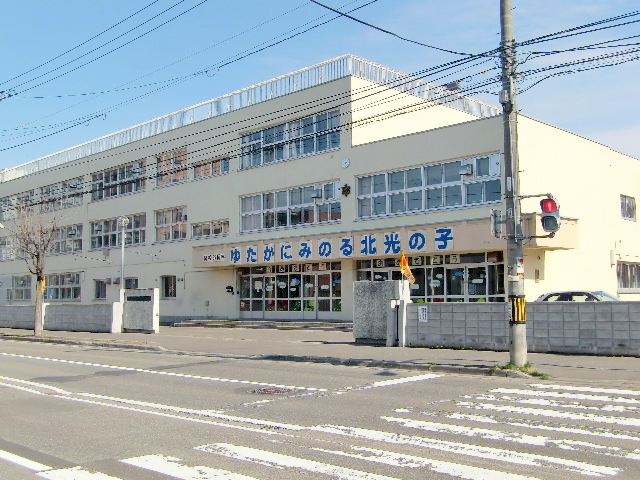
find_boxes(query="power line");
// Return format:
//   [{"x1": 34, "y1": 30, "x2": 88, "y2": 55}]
[
  {"x1": 7, "y1": 0, "x2": 209, "y2": 94},
  {"x1": 0, "y1": 0, "x2": 162, "y2": 87},
  {"x1": 0, "y1": 0, "x2": 371, "y2": 138},
  {"x1": 308, "y1": 0, "x2": 484, "y2": 57}
]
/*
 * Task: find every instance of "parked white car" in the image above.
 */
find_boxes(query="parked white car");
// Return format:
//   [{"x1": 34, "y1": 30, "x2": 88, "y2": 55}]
[{"x1": 535, "y1": 291, "x2": 619, "y2": 302}]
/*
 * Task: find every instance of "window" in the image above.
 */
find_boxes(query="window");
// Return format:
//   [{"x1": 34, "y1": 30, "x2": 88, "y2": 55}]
[
  {"x1": 618, "y1": 261, "x2": 640, "y2": 292},
  {"x1": 7, "y1": 276, "x2": 31, "y2": 301},
  {"x1": 40, "y1": 178, "x2": 83, "y2": 212},
  {"x1": 161, "y1": 275, "x2": 177, "y2": 298},
  {"x1": 91, "y1": 214, "x2": 146, "y2": 249},
  {"x1": 94, "y1": 280, "x2": 107, "y2": 300},
  {"x1": 156, "y1": 148, "x2": 188, "y2": 186},
  {"x1": 155, "y1": 207, "x2": 187, "y2": 241},
  {"x1": 192, "y1": 219, "x2": 229, "y2": 238},
  {"x1": 51, "y1": 225, "x2": 83, "y2": 254},
  {"x1": 92, "y1": 161, "x2": 146, "y2": 201},
  {"x1": 240, "y1": 110, "x2": 340, "y2": 169},
  {"x1": 357, "y1": 154, "x2": 501, "y2": 218},
  {"x1": 44, "y1": 272, "x2": 81, "y2": 301},
  {"x1": 124, "y1": 278, "x2": 139, "y2": 289},
  {"x1": 193, "y1": 157, "x2": 229, "y2": 179},
  {"x1": 0, "y1": 236, "x2": 17, "y2": 261},
  {"x1": 621, "y1": 195, "x2": 636, "y2": 221},
  {"x1": 240, "y1": 182, "x2": 341, "y2": 232}
]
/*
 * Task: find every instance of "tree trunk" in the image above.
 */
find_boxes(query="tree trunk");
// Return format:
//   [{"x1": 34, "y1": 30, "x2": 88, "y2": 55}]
[{"x1": 34, "y1": 275, "x2": 45, "y2": 337}]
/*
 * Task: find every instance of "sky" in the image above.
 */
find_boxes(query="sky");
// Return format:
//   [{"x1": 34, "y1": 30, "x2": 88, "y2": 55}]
[{"x1": 1, "y1": 0, "x2": 638, "y2": 172}]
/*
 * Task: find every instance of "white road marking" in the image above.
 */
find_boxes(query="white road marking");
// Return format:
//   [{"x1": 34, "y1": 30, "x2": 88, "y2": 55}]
[
  {"x1": 383, "y1": 416, "x2": 625, "y2": 456},
  {"x1": 0, "y1": 352, "x2": 325, "y2": 391},
  {"x1": 310, "y1": 445, "x2": 544, "y2": 480},
  {"x1": 457, "y1": 401, "x2": 640, "y2": 427},
  {"x1": 313, "y1": 424, "x2": 619, "y2": 477},
  {"x1": 443, "y1": 412, "x2": 640, "y2": 442},
  {"x1": 122, "y1": 454, "x2": 258, "y2": 479},
  {"x1": 490, "y1": 388, "x2": 640, "y2": 404},
  {"x1": 528, "y1": 384, "x2": 640, "y2": 396},
  {"x1": 197, "y1": 443, "x2": 401, "y2": 479},
  {"x1": 369, "y1": 373, "x2": 441, "y2": 387},
  {"x1": 38, "y1": 466, "x2": 122, "y2": 479},
  {"x1": 0, "y1": 449, "x2": 51, "y2": 472},
  {"x1": 466, "y1": 394, "x2": 640, "y2": 413}
]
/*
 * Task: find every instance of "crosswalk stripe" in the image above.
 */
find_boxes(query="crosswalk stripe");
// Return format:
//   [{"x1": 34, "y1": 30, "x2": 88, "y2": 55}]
[
  {"x1": 312, "y1": 424, "x2": 619, "y2": 476},
  {"x1": 464, "y1": 394, "x2": 640, "y2": 414},
  {"x1": 457, "y1": 401, "x2": 640, "y2": 427},
  {"x1": 309, "y1": 445, "x2": 544, "y2": 480},
  {"x1": 443, "y1": 412, "x2": 640, "y2": 442},
  {"x1": 527, "y1": 384, "x2": 640, "y2": 396},
  {"x1": 37, "y1": 466, "x2": 122, "y2": 479},
  {"x1": 122, "y1": 454, "x2": 258, "y2": 479},
  {"x1": 490, "y1": 388, "x2": 640, "y2": 404},
  {"x1": 196, "y1": 443, "x2": 402, "y2": 480},
  {"x1": 0, "y1": 449, "x2": 51, "y2": 472},
  {"x1": 382, "y1": 416, "x2": 626, "y2": 457}
]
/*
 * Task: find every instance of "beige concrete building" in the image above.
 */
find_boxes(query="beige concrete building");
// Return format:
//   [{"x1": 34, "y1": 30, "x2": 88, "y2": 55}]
[{"x1": 0, "y1": 55, "x2": 638, "y2": 323}]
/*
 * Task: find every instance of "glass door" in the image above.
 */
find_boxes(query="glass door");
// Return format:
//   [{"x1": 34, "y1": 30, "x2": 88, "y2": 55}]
[
  {"x1": 467, "y1": 266, "x2": 488, "y2": 301},
  {"x1": 302, "y1": 273, "x2": 317, "y2": 320},
  {"x1": 446, "y1": 267, "x2": 465, "y2": 302}
]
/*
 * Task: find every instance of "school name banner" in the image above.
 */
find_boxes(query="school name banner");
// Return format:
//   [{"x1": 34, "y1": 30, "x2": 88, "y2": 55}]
[{"x1": 197, "y1": 227, "x2": 455, "y2": 267}]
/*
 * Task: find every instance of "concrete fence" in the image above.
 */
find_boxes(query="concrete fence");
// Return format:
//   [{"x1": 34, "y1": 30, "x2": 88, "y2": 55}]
[
  {"x1": 352, "y1": 280, "x2": 640, "y2": 356},
  {"x1": 405, "y1": 301, "x2": 640, "y2": 356},
  {"x1": 0, "y1": 288, "x2": 159, "y2": 333}
]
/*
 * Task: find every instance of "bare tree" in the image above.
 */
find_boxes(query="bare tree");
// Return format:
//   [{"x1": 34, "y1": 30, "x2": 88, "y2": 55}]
[{"x1": 9, "y1": 206, "x2": 59, "y2": 337}]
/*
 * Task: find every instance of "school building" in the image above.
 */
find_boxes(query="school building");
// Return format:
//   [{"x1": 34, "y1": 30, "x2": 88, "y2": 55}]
[{"x1": 0, "y1": 54, "x2": 638, "y2": 324}]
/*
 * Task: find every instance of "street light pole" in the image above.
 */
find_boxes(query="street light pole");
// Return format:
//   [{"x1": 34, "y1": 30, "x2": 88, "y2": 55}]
[
  {"x1": 118, "y1": 216, "x2": 130, "y2": 289},
  {"x1": 500, "y1": 0, "x2": 527, "y2": 366}
]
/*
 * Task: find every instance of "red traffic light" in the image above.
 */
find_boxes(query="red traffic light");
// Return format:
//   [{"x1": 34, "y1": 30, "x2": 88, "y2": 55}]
[
  {"x1": 540, "y1": 198, "x2": 558, "y2": 213},
  {"x1": 540, "y1": 197, "x2": 560, "y2": 233}
]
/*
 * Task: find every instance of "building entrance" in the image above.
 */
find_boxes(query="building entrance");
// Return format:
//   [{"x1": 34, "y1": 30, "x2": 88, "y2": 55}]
[{"x1": 239, "y1": 262, "x2": 342, "y2": 320}]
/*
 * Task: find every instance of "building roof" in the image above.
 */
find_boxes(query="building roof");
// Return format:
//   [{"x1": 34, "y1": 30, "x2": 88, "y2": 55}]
[{"x1": 1, "y1": 54, "x2": 499, "y2": 183}]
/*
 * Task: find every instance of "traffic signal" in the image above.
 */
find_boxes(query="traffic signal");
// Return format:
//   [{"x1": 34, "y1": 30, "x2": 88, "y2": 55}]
[{"x1": 540, "y1": 197, "x2": 560, "y2": 233}]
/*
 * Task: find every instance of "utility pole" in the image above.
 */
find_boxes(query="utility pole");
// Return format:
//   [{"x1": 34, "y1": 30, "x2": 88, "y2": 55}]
[{"x1": 500, "y1": 0, "x2": 527, "y2": 366}]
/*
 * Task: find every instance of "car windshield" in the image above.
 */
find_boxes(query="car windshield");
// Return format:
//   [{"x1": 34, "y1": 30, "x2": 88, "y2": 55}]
[{"x1": 592, "y1": 291, "x2": 619, "y2": 301}]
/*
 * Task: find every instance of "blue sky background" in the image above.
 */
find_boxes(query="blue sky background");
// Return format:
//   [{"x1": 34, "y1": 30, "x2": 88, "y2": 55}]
[{"x1": 1, "y1": 0, "x2": 638, "y2": 171}]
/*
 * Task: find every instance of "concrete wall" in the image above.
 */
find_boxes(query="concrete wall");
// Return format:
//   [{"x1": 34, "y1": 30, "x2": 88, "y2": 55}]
[
  {"x1": 0, "y1": 305, "x2": 37, "y2": 329},
  {"x1": 0, "y1": 301, "x2": 126, "y2": 333},
  {"x1": 44, "y1": 304, "x2": 118, "y2": 333},
  {"x1": 404, "y1": 302, "x2": 640, "y2": 356}
]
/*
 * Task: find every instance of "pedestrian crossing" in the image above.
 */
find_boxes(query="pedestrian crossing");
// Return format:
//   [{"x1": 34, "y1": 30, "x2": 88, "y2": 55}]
[{"x1": 3, "y1": 381, "x2": 640, "y2": 479}]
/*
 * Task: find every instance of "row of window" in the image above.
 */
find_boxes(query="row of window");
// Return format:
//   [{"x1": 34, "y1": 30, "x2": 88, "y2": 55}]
[
  {"x1": 357, "y1": 155, "x2": 502, "y2": 217},
  {"x1": 241, "y1": 182, "x2": 341, "y2": 232},
  {"x1": 0, "y1": 155, "x2": 229, "y2": 220},
  {"x1": 241, "y1": 110, "x2": 340, "y2": 169},
  {"x1": 0, "y1": 212, "x2": 229, "y2": 260},
  {"x1": 5, "y1": 273, "x2": 175, "y2": 301}
]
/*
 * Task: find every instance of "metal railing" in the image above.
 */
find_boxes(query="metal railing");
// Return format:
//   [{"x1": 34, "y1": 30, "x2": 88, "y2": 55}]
[{"x1": 1, "y1": 54, "x2": 499, "y2": 183}]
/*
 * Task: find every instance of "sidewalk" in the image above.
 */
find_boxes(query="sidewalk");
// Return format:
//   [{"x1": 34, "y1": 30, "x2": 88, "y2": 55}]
[{"x1": 1, "y1": 326, "x2": 639, "y2": 384}]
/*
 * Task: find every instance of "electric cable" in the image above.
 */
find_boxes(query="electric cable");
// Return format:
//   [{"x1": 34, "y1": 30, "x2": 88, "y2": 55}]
[{"x1": 0, "y1": 0, "x2": 162, "y2": 87}]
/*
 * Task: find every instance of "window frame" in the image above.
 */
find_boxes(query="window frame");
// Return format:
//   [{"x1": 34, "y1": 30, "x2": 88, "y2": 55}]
[
  {"x1": 155, "y1": 207, "x2": 187, "y2": 242},
  {"x1": 621, "y1": 194, "x2": 636, "y2": 221},
  {"x1": 240, "y1": 181, "x2": 341, "y2": 233},
  {"x1": 357, "y1": 154, "x2": 501, "y2": 219},
  {"x1": 240, "y1": 110, "x2": 340, "y2": 169}
]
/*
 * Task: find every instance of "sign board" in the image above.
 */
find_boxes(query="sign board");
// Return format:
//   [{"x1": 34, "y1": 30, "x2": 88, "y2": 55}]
[{"x1": 418, "y1": 305, "x2": 429, "y2": 323}]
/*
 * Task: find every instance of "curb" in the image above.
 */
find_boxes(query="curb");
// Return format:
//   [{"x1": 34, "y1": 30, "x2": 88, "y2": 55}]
[
  {"x1": 0, "y1": 335, "x2": 165, "y2": 351},
  {"x1": 0, "y1": 335, "x2": 530, "y2": 378},
  {"x1": 259, "y1": 354, "x2": 531, "y2": 378}
]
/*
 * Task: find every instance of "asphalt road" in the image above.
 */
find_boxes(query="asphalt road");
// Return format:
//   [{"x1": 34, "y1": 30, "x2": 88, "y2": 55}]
[{"x1": 1, "y1": 339, "x2": 640, "y2": 479}]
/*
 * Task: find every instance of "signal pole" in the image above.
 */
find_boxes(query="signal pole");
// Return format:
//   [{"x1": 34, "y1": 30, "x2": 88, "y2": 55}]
[{"x1": 500, "y1": 0, "x2": 527, "y2": 366}]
